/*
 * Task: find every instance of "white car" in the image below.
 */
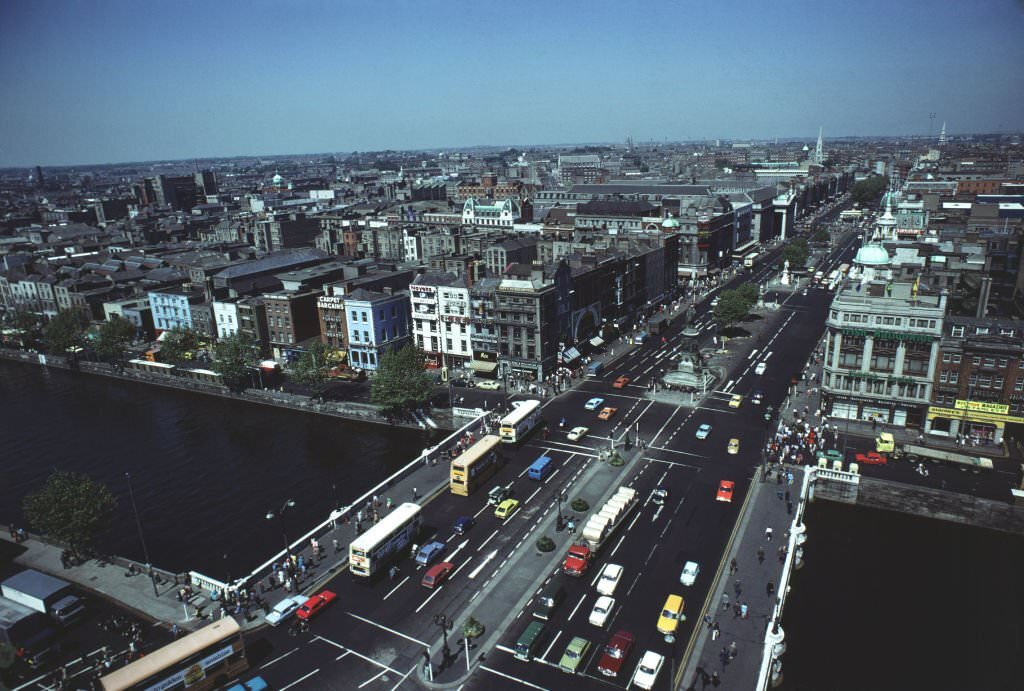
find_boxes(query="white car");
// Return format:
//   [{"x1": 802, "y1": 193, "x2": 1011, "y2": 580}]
[
  {"x1": 264, "y1": 594, "x2": 307, "y2": 626},
  {"x1": 584, "y1": 397, "x2": 605, "y2": 411},
  {"x1": 567, "y1": 426, "x2": 589, "y2": 441},
  {"x1": 631, "y1": 650, "x2": 665, "y2": 690},
  {"x1": 589, "y1": 595, "x2": 615, "y2": 628},
  {"x1": 475, "y1": 380, "x2": 501, "y2": 390},
  {"x1": 755, "y1": 362, "x2": 767, "y2": 375},
  {"x1": 695, "y1": 423, "x2": 712, "y2": 440},
  {"x1": 680, "y1": 560, "x2": 700, "y2": 587},
  {"x1": 596, "y1": 563, "x2": 623, "y2": 596}
]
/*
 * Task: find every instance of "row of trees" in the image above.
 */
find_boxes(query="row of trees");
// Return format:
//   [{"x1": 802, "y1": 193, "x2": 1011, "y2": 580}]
[
  {"x1": 851, "y1": 175, "x2": 889, "y2": 206},
  {"x1": 713, "y1": 282, "x2": 760, "y2": 327}
]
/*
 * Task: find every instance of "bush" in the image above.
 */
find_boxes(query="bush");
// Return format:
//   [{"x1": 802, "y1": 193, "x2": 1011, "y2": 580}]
[
  {"x1": 609, "y1": 453, "x2": 625, "y2": 467},
  {"x1": 571, "y1": 498, "x2": 589, "y2": 512},
  {"x1": 536, "y1": 536, "x2": 555, "y2": 552},
  {"x1": 463, "y1": 616, "x2": 485, "y2": 639}
]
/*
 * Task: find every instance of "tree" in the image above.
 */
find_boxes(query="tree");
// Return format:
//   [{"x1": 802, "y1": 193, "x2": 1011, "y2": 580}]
[
  {"x1": 213, "y1": 332, "x2": 259, "y2": 391},
  {"x1": 95, "y1": 315, "x2": 137, "y2": 364},
  {"x1": 371, "y1": 345, "x2": 435, "y2": 412},
  {"x1": 290, "y1": 340, "x2": 334, "y2": 399},
  {"x1": 782, "y1": 239, "x2": 809, "y2": 269},
  {"x1": 3, "y1": 309, "x2": 44, "y2": 350},
  {"x1": 851, "y1": 175, "x2": 888, "y2": 206},
  {"x1": 737, "y1": 282, "x2": 759, "y2": 306},
  {"x1": 42, "y1": 309, "x2": 87, "y2": 354},
  {"x1": 811, "y1": 228, "x2": 831, "y2": 243},
  {"x1": 713, "y1": 290, "x2": 751, "y2": 328},
  {"x1": 23, "y1": 470, "x2": 117, "y2": 559},
  {"x1": 158, "y1": 326, "x2": 200, "y2": 363}
]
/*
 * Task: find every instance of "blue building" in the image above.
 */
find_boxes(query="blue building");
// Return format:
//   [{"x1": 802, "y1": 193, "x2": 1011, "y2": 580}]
[
  {"x1": 342, "y1": 288, "x2": 411, "y2": 371},
  {"x1": 148, "y1": 289, "x2": 204, "y2": 334}
]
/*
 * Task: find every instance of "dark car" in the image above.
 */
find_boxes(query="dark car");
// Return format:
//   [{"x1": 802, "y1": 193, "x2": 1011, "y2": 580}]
[
  {"x1": 453, "y1": 516, "x2": 475, "y2": 535},
  {"x1": 597, "y1": 629, "x2": 634, "y2": 677}
]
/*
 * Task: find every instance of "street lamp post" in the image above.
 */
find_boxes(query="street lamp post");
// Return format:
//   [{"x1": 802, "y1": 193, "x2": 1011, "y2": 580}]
[
  {"x1": 125, "y1": 472, "x2": 159, "y2": 597},
  {"x1": 434, "y1": 614, "x2": 453, "y2": 667},
  {"x1": 266, "y1": 499, "x2": 297, "y2": 560},
  {"x1": 556, "y1": 490, "x2": 566, "y2": 532}
]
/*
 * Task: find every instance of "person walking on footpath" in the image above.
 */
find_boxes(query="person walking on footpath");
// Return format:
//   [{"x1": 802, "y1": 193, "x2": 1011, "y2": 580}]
[
  {"x1": 333, "y1": 538, "x2": 340, "y2": 553},
  {"x1": 765, "y1": 527, "x2": 773, "y2": 541},
  {"x1": 757, "y1": 548, "x2": 765, "y2": 564},
  {"x1": 729, "y1": 558, "x2": 738, "y2": 574},
  {"x1": 412, "y1": 487, "x2": 419, "y2": 500}
]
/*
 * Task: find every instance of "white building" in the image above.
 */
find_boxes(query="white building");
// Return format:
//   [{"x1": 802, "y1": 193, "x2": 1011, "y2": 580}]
[
  {"x1": 410, "y1": 272, "x2": 473, "y2": 371},
  {"x1": 212, "y1": 300, "x2": 241, "y2": 339},
  {"x1": 462, "y1": 198, "x2": 519, "y2": 228}
]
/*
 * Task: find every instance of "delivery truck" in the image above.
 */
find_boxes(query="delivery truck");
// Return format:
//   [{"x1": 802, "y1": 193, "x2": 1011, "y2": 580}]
[
  {"x1": 0, "y1": 596, "x2": 58, "y2": 666},
  {"x1": 1, "y1": 569, "x2": 86, "y2": 626}
]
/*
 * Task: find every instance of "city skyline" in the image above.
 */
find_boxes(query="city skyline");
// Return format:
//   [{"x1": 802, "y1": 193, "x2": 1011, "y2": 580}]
[{"x1": 1, "y1": 0, "x2": 1023, "y2": 167}]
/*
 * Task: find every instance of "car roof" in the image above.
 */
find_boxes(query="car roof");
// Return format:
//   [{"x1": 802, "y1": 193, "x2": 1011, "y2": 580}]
[
  {"x1": 603, "y1": 563, "x2": 623, "y2": 576},
  {"x1": 425, "y1": 561, "x2": 453, "y2": 576},
  {"x1": 640, "y1": 650, "x2": 664, "y2": 664},
  {"x1": 610, "y1": 629, "x2": 634, "y2": 644}
]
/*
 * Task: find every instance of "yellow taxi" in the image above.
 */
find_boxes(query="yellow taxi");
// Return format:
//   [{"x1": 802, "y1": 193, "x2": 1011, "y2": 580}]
[
  {"x1": 494, "y1": 498, "x2": 520, "y2": 520},
  {"x1": 727, "y1": 438, "x2": 740, "y2": 455},
  {"x1": 656, "y1": 594, "x2": 685, "y2": 634},
  {"x1": 728, "y1": 394, "x2": 743, "y2": 409}
]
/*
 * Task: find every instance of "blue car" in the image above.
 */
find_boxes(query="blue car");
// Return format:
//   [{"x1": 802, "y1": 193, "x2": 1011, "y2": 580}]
[
  {"x1": 453, "y1": 516, "x2": 475, "y2": 535},
  {"x1": 415, "y1": 540, "x2": 447, "y2": 567}
]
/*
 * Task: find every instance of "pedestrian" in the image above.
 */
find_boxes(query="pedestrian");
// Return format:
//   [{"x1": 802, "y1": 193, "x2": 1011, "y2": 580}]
[
  {"x1": 728, "y1": 640, "x2": 738, "y2": 659},
  {"x1": 786, "y1": 500, "x2": 793, "y2": 514},
  {"x1": 766, "y1": 581, "x2": 775, "y2": 595},
  {"x1": 412, "y1": 487, "x2": 419, "y2": 500},
  {"x1": 765, "y1": 527, "x2": 773, "y2": 541},
  {"x1": 757, "y1": 548, "x2": 765, "y2": 564},
  {"x1": 732, "y1": 603, "x2": 741, "y2": 618},
  {"x1": 711, "y1": 671, "x2": 720, "y2": 686},
  {"x1": 730, "y1": 558, "x2": 738, "y2": 574},
  {"x1": 722, "y1": 593, "x2": 730, "y2": 610},
  {"x1": 740, "y1": 602, "x2": 749, "y2": 619},
  {"x1": 778, "y1": 546, "x2": 786, "y2": 562},
  {"x1": 734, "y1": 579, "x2": 741, "y2": 595},
  {"x1": 712, "y1": 621, "x2": 720, "y2": 640}
]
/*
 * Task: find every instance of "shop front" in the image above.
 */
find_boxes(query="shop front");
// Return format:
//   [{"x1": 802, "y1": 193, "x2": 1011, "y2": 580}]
[{"x1": 925, "y1": 401, "x2": 1023, "y2": 445}]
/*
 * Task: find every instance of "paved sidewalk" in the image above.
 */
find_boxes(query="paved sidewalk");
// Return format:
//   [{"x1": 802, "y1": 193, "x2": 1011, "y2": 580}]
[{"x1": 680, "y1": 466, "x2": 799, "y2": 690}]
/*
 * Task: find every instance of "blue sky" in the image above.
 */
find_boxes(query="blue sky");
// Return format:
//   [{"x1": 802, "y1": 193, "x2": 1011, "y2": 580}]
[{"x1": 1, "y1": 0, "x2": 1022, "y2": 166}]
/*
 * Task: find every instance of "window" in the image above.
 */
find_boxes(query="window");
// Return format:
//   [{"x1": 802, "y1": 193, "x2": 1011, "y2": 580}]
[
  {"x1": 952, "y1": 354, "x2": 961, "y2": 364},
  {"x1": 1016, "y1": 377, "x2": 1024, "y2": 392},
  {"x1": 969, "y1": 373, "x2": 978, "y2": 386},
  {"x1": 351, "y1": 310, "x2": 358, "y2": 322},
  {"x1": 984, "y1": 357, "x2": 996, "y2": 368},
  {"x1": 951, "y1": 325, "x2": 965, "y2": 337},
  {"x1": 939, "y1": 371, "x2": 948, "y2": 383},
  {"x1": 994, "y1": 376, "x2": 1004, "y2": 389},
  {"x1": 976, "y1": 327, "x2": 989, "y2": 335},
  {"x1": 979, "y1": 375, "x2": 992, "y2": 388},
  {"x1": 972, "y1": 356, "x2": 981, "y2": 366},
  {"x1": 998, "y1": 358, "x2": 1008, "y2": 368},
  {"x1": 950, "y1": 372, "x2": 959, "y2": 384},
  {"x1": 942, "y1": 353, "x2": 951, "y2": 363}
]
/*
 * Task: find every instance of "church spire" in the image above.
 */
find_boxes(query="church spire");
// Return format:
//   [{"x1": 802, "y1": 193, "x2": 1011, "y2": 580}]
[{"x1": 814, "y1": 126, "x2": 824, "y2": 165}]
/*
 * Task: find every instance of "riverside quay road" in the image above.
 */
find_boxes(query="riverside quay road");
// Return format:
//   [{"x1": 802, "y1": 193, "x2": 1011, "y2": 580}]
[{"x1": 210, "y1": 232, "x2": 866, "y2": 691}]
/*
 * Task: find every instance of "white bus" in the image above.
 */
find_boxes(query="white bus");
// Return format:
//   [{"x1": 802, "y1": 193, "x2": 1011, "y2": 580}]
[
  {"x1": 349, "y1": 502, "x2": 422, "y2": 579},
  {"x1": 499, "y1": 399, "x2": 543, "y2": 444},
  {"x1": 743, "y1": 252, "x2": 758, "y2": 268}
]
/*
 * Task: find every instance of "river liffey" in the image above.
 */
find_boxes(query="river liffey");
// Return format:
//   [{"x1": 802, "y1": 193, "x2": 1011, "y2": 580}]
[
  {"x1": 0, "y1": 362, "x2": 427, "y2": 579},
  {"x1": 780, "y1": 500, "x2": 1024, "y2": 691}
]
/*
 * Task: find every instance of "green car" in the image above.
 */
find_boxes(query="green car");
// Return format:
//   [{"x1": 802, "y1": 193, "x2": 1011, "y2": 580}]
[
  {"x1": 817, "y1": 449, "x2": 843, "y2": 464},
  {"x1": 559, "y1": 636, "x2": 591, "y2": 674}
]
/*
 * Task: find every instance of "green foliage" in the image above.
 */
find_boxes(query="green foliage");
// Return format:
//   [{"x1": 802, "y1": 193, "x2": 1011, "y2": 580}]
[
  {"x1": 811, "y1": 228, "x2": 831, "y2": 243},
  {"x1": 95, "y1": 315, "x2": 137, "y2": 362},
  {"x1": 463, "y1": 616, "x2": 485, "y2": 639},
  {"x1": 609, "y1": 453, "x2": 625, "y2": 467},
  {"x1": 289, "y1": 340, "x2": 333, "y2": 396},
  {"x1": 158, "y1": 326, "x2": 200, "y2": 363},
  {"x1": 782, "y1": 239, "x2": 809, "y2": 269},
  {"x1": 714, "y1": 290, "x2": 753, "y2": 328},
  {"x1": 3, "y1": 309, "x2": 44, "y2": 349},
  {"x1": 536, "y1": 536, "x2": 556, "y2": 552},
  {"x1": 23, "y1": 470, "x2": 117, "y2": 558},
  {"x1": 42, "y1": 309, "x2": 87, "y2": 354},
  {"x1": 737, "y1": 282, "x2": 759, "y2": 305},
  {"x1": 213, "y1": 332, "x2": 259, "y2": 391},
  {"x1": 570, "y1": 498, "x2": 589, "y2": 513},
  {"x1": 851, "y1": 175, "x2": 888, "y2": 205},
  {"x1": 370, "y1": 345, "x2": 435, "y2": 412}
]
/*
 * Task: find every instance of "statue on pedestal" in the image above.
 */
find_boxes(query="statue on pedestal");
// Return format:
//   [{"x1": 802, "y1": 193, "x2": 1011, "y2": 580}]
[{"x1": 780, "y1": 259, "x2": 791, "y2": 286}]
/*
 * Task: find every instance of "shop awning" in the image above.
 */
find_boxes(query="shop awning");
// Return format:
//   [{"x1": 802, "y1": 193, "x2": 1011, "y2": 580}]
[
  {"x1": 589, "y1": 336, "x2": 604, "y2": 348},
  {"x1": 470, "y1": 360, "x2": 498, "y2": 373},
  {"x1": 561, "y1": 347, "x2": 582, "y2": 363}
]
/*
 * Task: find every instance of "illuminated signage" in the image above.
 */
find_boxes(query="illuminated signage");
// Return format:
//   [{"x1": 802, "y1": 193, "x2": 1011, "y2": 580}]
[{"x1": 954, "y1": 400, "x2": 1009, "y2": 415}]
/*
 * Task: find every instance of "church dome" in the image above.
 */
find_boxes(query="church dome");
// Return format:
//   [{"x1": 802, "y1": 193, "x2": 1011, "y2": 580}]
[
  {"x1": 854, "y1": 244, "x2": 890, "y2": 266},
  {"x1": 661, "y1": 214, "x2": 680, "y2": 229},
  {"x1": 272, "y1": 172, "x2": 284, "y2": 185}
]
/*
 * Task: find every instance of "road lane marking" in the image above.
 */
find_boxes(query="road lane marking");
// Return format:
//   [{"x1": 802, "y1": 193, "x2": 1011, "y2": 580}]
[
  {"x1": 468, "y1": 549, "x2": 497, "y2": 578},
  {"x1": 524, "y1": 485, "x2": 543, "y2": 504},
  {"x1": 346, "y1": 611, "x2": 428, "y2": 647},
  {"x1": 540, "y1": 630, "x2": 562, "y2": 662},
  {"x1": 359, "y1": 669, "x2": 389, "y2": 688},
  {"x1": 389, "y1": 663, "x2": 418, "y2": 691},
  {"x1": 260, "y1": 646, "x2": 300, "y2": 669},
  {"x1": 477, "y1": 528, "x2": 499, "y2": 551},
  {"x1": 415, "y1": 580, "x2": 447, "y2": 613},
  {"x1": 279, "y1": 669, "x2": 320, "y2": 691},
  {"x1": 313, "y1": 636, "x2": 401, "y2": 674},
  {"x1": 382, "y1": 576, "x2": 410, "y2": 600},
  {"x1": 567, "y1": 593, "x2": 587, "y2": 622}
]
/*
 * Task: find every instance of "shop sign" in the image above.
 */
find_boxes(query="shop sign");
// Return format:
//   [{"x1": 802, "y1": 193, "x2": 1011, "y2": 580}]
[
  {"x1": 954, "y1": 400, "x2": 1009, "y2": 415},
  {"x1": 841, "y1": 327, "x2": 932, "y2": 343},
  {"x1": 928, "y1": 405, "x2": 1024, "y2": 425}
]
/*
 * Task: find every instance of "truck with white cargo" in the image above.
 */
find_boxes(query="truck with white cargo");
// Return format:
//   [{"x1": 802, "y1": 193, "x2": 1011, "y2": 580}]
[
  {"x1": 1, "y1": 569, "x2": 86, "y2": 626},
  {"x1": 0, "y1": 596, "x2": 59, "y2": 666},
  {"x1": 562, "y1": 486, "x2": 638, "y2": 576}
]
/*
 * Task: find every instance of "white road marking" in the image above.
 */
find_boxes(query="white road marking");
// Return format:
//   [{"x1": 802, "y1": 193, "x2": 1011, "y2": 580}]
[
  {"x1": 468, "y1": 549, "x2": 497, "y2": 578},
  {"x1": 477, "y1": 529, "x2": 499, "y2": 551},
  {"x1": 313, "y1": 636, "x2": 401, "y2": 674},
  {"x1": 382, "y1": 576, "x2": 410, "y2": 600},
  {"x1": 346, "y1": 611, "x2": 429, "y2": 647},
  {"x1": 480, "y1": 664, "x2": 551, "y2": 689},
  {"x1": 260, "y1": 646, "x2": 300, "y2": 669},
  {"x1": 524, "y1": 485, "x2": 543, "y2": 504},
  {"x1": 279, "y1": 669, "x2": 321, "y2": 691},
  {"x1": 358, "y1": 669, "x2": 389, "y2": 688},
  {"x1": 540, "y1": 630, "x2": 562, "y2": 661}
]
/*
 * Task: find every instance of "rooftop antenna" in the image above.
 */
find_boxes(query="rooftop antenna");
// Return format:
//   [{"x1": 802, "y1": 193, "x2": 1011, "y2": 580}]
[{"x1": 938, "y1": 121, "x2": 947, "y2": 147}]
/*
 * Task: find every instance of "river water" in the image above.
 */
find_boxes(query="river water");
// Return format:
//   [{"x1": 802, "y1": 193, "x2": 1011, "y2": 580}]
[
  {"x1": 780, "y1": 500, "x2": 1024, "y2": 691},
  {"x1": 0, "y1": 362, "x2": 427, "y2": 579}
]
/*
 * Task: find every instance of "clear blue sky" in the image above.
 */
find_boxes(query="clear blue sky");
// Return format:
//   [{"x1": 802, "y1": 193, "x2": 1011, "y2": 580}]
[{"x1": 1, "y1": 0, "x2": 1022, "y2": 167}]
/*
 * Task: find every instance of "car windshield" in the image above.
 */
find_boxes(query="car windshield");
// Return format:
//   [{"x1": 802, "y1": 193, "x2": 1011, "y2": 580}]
[
  {"x1": 661, "y1": 609, "x2": 676, "y2": 619},
  {"x1": 606, "y1": 645, "x2": 624, "y2": 658},
  {"x1": 641, "y1": 664, "x2": 655, "y2": 674}
]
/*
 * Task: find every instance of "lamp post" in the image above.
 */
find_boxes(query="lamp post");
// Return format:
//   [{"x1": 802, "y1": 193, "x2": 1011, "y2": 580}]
[
  {"x1": 434, "y1": 613, "x2": 453, "y2": 666},
  {"x1": 125, "y1": 472, "x2": 159, "y2": 597},
  {"x1": 266, "y1": 499, "x2": 297, "y2": 560},
  {"x1": 556, "y1": 490, "x2": 566, "y2": 532}
]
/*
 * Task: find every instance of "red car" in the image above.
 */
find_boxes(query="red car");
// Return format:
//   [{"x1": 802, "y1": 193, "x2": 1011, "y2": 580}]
[
  {"x1": 295, "y1": 590, "x2": 337, "y2": 620},
  {"x1": 855, "y1": 451, "x2": 888, "y2": 465},
  {"x1": 597, "y1": 629, "x2": 634, "y2": 677},
  {"x1": 716, "y1": 480, "x2": 735, "y2": 503},
  {"x1": 612, "y1": 376, "x2": 631, "y2": 389}
]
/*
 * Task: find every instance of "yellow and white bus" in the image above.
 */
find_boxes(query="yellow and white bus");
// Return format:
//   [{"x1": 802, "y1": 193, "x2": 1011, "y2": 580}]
[
  {"x1": 450, "y1": 435, "x2": 503, "y2": 496},
  {"x1": 349, "y1": 502, "x2": 422, "y2": 579},
  {"x1": 99, "y1": 618, "x2": 246, "y2": 691},
  {"x1": 499, "y1": 399, "x2": 543, "y2": 444}
]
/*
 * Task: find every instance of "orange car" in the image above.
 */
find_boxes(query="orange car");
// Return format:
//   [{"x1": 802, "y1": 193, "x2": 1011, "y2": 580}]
[
  {"x1": 598, "y1": 407, "x2": 618, "y2": 420},
  {"x1": 612, "y1": 376, "x2": 631, "y2": 389}
]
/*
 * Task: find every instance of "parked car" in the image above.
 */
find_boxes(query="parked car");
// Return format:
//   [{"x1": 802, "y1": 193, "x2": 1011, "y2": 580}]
[
  {"x1": 584, "y1": 397, "x2": 605, "y2": 410},
  {"x1": 695, "y1": 423, "x2": 712, "y2": 440},
  {"x1": 295, "y1": 590, "x2": 336, "y2": 621},
  {"x1": 264, "y1": 595, "x2": 307, "y2": 626},
  {"x1": 597, "y1": 629, "x2": 634, "y2": 677},
  {"x1": 598, "y1": 407, "x2": 618, "y2": 420},
  {"x1": 567, "y1": 426, "x2": 589, "y2": 441},
  {"x1": 558, "y1": 636, "x2": 590, "y2": 674},
  {"x1": 716, "y1": 480, "x2": 735, "y2": 503},
  {"x1": 596, "y1": 563, "x2": 623, "y2": 596},
  {"x1": 728, "y1": 394, "x2": 743, "y2": 408},
  {"x1": 589, "y1": 595, "x2": 615, "y2": 627},
  {"x1": 631, "y1": 650, "x2": 665, "y2": 690}
]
